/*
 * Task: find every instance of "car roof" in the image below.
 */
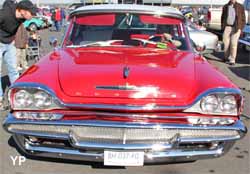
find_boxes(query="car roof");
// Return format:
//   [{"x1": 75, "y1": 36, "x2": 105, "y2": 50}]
[{"x1": 70, "y1": 4, "x2": 184, "y2": 20}]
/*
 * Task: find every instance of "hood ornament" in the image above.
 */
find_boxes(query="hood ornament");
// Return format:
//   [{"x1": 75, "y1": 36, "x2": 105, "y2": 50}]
[{"x1": 123, "y1": 66, "x2": 130, "y2": 79}]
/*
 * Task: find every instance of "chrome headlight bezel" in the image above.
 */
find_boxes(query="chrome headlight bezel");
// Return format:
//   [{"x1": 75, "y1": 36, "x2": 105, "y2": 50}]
[
  {"x1": 9, "y1": 87, "x2": 63, "y2": 110},
  {"x1": 184, "y1": 93, "x2": 241, "y2": 116},
  {"x1": 200, "y1": 95, "x2": 219, "y2": 113}
]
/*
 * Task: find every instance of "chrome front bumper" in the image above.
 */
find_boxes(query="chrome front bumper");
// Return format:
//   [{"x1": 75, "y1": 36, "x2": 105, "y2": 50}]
[{"x1": 3, "y1": 113, "x2": 247, "y2": 164}]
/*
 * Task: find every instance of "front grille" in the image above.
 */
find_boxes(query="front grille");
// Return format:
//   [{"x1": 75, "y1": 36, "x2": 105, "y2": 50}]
[{"x1": 9, "y1": 124, "x2": 239, "y2": 145}]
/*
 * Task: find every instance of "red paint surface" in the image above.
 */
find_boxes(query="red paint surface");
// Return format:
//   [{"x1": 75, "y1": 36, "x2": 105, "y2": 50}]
[
  {"x1": 75, "y1": 14, "x2": 115, "y2": 25},
  {"x1": 140, "y1": 15, "x2": 181, "y2": 24},
  {"x1": 16, "y1": 46, "x2": 237, "y2": 108}
]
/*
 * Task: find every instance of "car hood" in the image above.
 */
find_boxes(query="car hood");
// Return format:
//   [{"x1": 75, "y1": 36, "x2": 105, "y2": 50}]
[
  {"x1": 58, "y1": 48, "x2": 196, "y2": 100},
  {"x1": 189, "y1": 30, "x2": 218, "y2": 42}
]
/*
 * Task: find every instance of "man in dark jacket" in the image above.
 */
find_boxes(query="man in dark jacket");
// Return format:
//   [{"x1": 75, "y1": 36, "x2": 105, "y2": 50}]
[
  {"x1": 0, "y1": 0, "x2": 37, "y2": 109},
  {"x1": 221, "y1": 0, "x2": 246, "y2": 65}
]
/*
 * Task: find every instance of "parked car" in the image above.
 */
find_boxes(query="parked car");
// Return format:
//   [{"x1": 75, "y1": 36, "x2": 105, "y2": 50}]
[
  {"x1": 239, "y1": 24, "x2": 250, "y2": 51},
  {"x1": 176, "y1": 9, "x2": 218, "y2": 52},
  {"x1": 23, "y1": 16, "x2": 52, "y2": 31},
  {"x1": 187, "y1": 20, "x2": 219, "y2": 53},
  {"x1": 3, "y1": 4, "x2": 246, "y2": 166}
]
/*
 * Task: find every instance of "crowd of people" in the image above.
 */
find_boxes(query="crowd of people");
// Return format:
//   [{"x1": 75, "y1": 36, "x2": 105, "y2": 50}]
[
  {"x1": 42, "y1": 6, "x2": 66, "y2": 32},
  {"x1": 53, "y1": 7, "x2": 66, "y2": 32}
]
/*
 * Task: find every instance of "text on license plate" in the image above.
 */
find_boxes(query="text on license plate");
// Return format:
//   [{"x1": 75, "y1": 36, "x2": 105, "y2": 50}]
[{"x1": 104, "y1": 151, "x2": 144, "y2": 166}]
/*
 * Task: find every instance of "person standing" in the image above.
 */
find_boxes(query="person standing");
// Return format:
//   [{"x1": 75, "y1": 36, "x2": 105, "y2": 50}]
[
  {"x1": 55, "y1": 7, "x2": 62, "y2": 32},
  {"x1": 50, "y1": 8, "x2": 56, "y2": 31},
  {"x1": 60, "y1": 7, "x2": 66, "y2": 27},
  {"x1": 221, "y1": 0, "x2": 246, "y2": 65},
  {"x1": 0, "y1": 0, "x2": 37, "y2": 108},
  {"x1": 15, "y1": 23, "x2": 29, "y2": 71}
]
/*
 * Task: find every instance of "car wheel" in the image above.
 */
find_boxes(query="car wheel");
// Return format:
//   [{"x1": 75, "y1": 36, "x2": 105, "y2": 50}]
[{"x1": 29, "y1": 23, "x2": 38, "y2": 31}]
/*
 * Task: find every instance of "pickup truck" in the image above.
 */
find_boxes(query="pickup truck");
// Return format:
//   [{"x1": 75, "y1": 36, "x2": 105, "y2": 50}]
[{"x1": 206, "y1": 7, "x2": 249, "y2": 31}]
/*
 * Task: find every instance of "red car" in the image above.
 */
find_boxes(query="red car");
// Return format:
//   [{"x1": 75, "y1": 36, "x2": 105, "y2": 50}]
[{"x1": 3, "y1": 5, "x2": 246, "y2": 166}]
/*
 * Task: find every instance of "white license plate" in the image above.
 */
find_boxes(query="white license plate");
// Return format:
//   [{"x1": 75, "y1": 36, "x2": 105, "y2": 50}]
[{"x1": 104, "y1": 151, "x2": 144, "y2": 166}]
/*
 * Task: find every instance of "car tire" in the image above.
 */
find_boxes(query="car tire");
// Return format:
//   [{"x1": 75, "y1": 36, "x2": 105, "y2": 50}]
[{"x1": 29, "y1": 23, "x2": 38, "y2": 31}]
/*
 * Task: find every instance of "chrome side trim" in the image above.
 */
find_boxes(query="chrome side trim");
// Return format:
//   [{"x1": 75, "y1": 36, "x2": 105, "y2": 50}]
[
  {"x1": 96, "y1": 85, "x2": 138, "y2": 90},
  {"x1": 9, "y1": 82, "x2": 243, "y2": 112}
]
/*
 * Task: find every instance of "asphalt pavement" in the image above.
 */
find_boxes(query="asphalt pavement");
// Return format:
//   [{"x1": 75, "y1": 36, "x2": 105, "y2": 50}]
[{"x1": 0, "y1": 28, "x2": 249, "y2": 174}]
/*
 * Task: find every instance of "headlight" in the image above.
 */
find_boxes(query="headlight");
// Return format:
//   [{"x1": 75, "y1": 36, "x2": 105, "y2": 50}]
[
  {"x1": 14, "y1": 90, "x2": 33, "y2": 108},
  {"x1": 184, "y1": 93, "x2": 240, "y2": 116},
  {"x1": 33, "y1": 91, "x2": 52, "y2": 108},
  {"x1": 10, "y1": 88, "x2": 63, "y2": 110},
  {"x1": 220, "y1": 95, "x2": 237, "y2": 113},
  {"x1": 200, "y1": 95, "x2": 219, "y2": 112}
]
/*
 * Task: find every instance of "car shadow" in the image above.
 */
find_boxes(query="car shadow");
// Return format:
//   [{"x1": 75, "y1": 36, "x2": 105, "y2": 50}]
[
  {"x1": 1, "y1": 75, "x2": 11, "y2": 94},
  {"x1": 203, "y1": 51, "x2": 224, "y2": 62},
  {"x1": 204, "y1": 48, "x2": 250, "y2": 82},
  {"x1": 204, "y1": 48, "x2": 250, "y2": 65},
  {"x1": 228, "y1": 66, "x2": 250, "y2": 81}
]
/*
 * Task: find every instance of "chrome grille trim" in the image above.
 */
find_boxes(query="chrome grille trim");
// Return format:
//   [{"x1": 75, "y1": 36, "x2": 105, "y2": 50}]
[
  {"x1": 4, "y1": 114, "x2": 246, "y2": 150},
  {"x1": 8, "y1": 124, "x2": 240, "y2": 143}
]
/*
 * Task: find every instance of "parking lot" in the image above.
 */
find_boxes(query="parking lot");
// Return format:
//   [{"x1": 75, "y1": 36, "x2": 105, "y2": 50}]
[{"x1": 0, "y1": 28, "x2": 249, "y2": 174}]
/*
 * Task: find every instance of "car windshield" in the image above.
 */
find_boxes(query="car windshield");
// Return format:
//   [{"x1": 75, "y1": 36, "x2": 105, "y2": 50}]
[{"x1": 65, "y1": 13, "x2": 190, "y2": 50}]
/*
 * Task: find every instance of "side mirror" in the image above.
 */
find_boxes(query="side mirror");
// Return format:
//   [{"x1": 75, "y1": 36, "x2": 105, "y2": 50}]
[
  {"x1": 49, "y1": 36, "x2": 58, "y2": 49},
  {"x1": 195, "y1": 42, "x2": 206, "y2": 52}
]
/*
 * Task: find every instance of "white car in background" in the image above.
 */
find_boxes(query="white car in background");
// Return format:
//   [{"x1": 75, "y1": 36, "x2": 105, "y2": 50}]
[{"x1": 187, "y1": 20, "x2": 219, "y2": 53}]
